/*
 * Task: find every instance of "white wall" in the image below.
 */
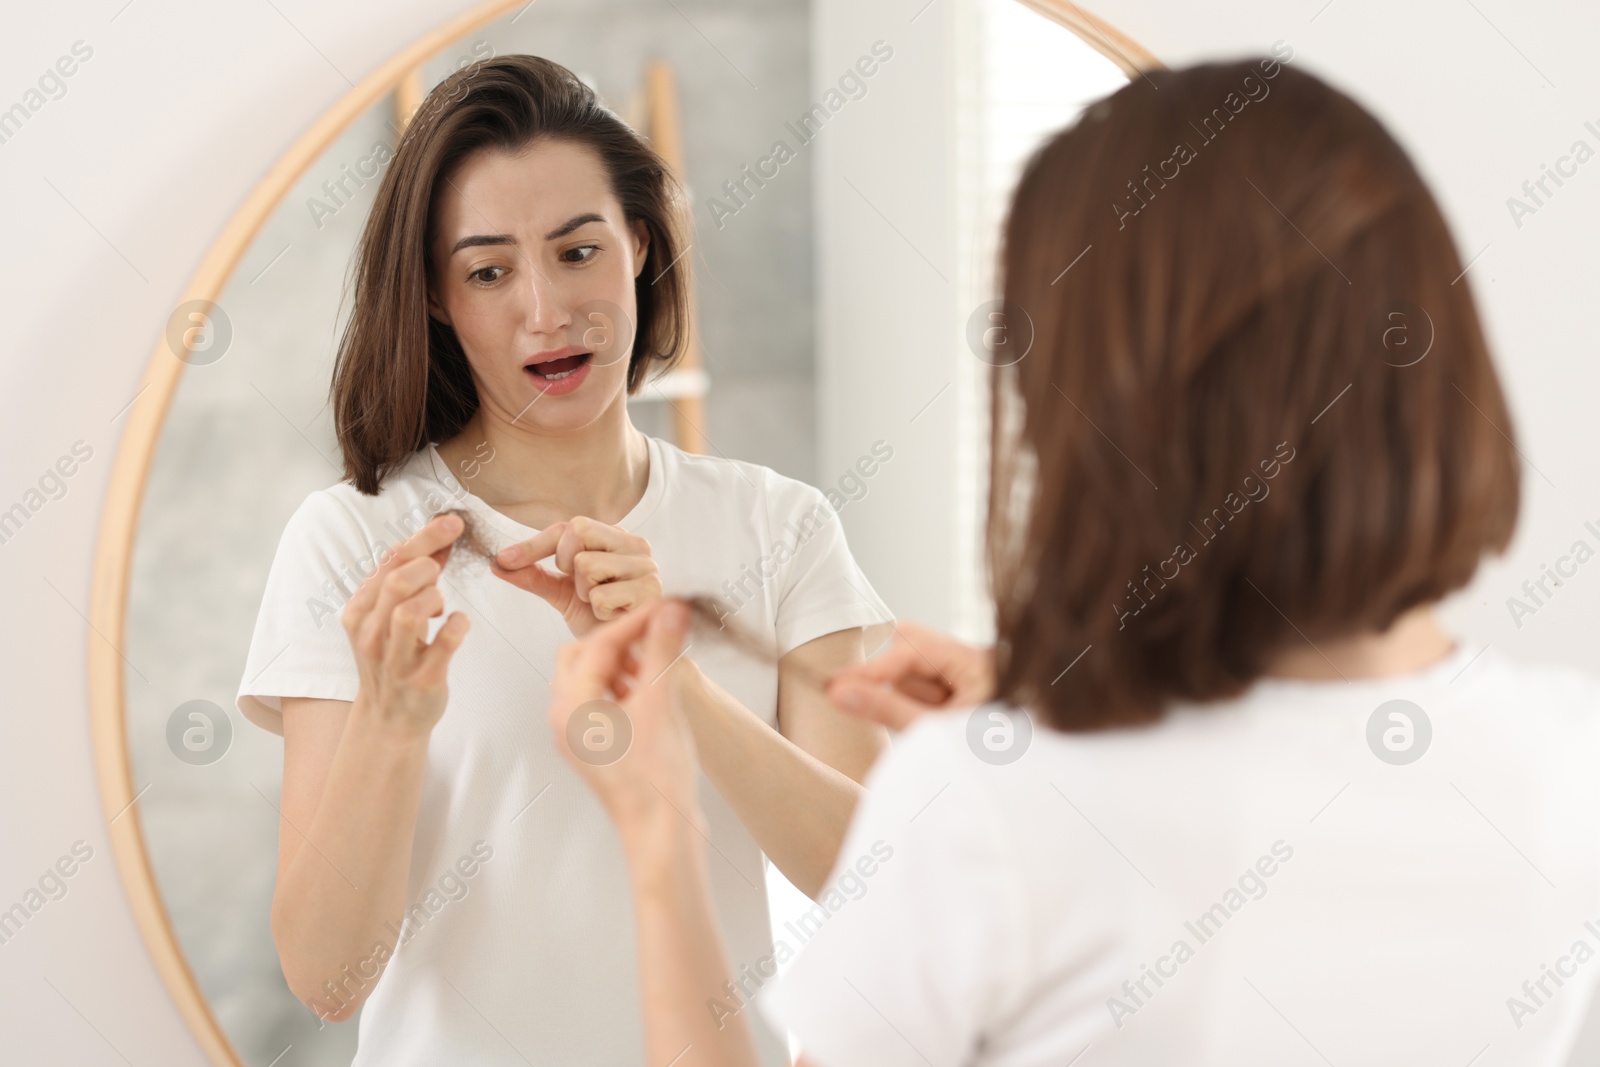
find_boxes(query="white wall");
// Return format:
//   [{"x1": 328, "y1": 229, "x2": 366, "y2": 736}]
[
  {"x1": 0, "y1": 5, "x2": 487, "y2": 1063},
  {"x1": 809, "y1": 2, "x2": 968, "y2": 633}
]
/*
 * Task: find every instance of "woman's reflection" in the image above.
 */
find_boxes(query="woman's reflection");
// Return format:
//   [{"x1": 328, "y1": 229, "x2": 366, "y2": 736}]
[{"x1": 234, "y1": 53, "x2": 890, "y2": 1065}]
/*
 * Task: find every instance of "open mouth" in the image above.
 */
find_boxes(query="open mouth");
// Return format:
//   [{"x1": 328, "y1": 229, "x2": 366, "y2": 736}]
[{"x1": 526, "y1": 352, "x2": 591, "y2": 381}]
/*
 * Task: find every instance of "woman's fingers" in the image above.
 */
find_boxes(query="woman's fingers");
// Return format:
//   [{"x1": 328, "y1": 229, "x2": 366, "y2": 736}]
[
  {"x1": 612, "y1": 648, "x2": 642, "y2": 700},
  {"x1": 382, "y1": 585, "x2": 445, "y2": 675},
  {"x1": 632, "y1": 600, "x2": 689, "y2": 697},
  {"x1": 586, "y1": 575, "x2": 664, "y2": 621},
  {"x1": 824, "y1": 620, "x2": 998, "y2": 727},
  {"x1": 352, "y1": 557, "x2": 443, "y2": 663},
  {"x1": 367, "y1": 556, "x2": 443, "y2": 629},
  {"x1": 555, "y1": 517, "x2": 651, "y2": 575},
  {"x1": 491, "y1": 553, "x2": 574, "y2": 610},
  {"x1": 899, "y1": 673, "x2": 957, "y2": 705},
  {"x1": 828, "y1": 678, "x2": 939, "y2": 731},
  {"x1": 831, "y1": 621, "x2": 993, "y2": 707},
  {"x1": 412, "y1": 612, "x2": 472, "y2": 689},
  {"x1": 561, "y1": 600, "x2": 663, "y2": 703},
  {"x1": 342, "y1": 513, "x2": 462, "y2": 628},
  {"x1": 495, "y1": 517, "x2": 649, "y2": 573},
  {"x1": 831, "y1": 635, "x2": 956, "y2": 703},
  {"x1": 493, "y1": 522, "x2": 566, "y2": 571},
  {"x1": 832, "y1": 637, "x2": 932, "y2": 686},
  {"x1": 328, "y1": 513, "x2": 471, "y2": 736},
  {"x1": 550, "y1": 600, "x2": 699, "y2": 829},
  {"x1": 493, "y1": 518, "x2": 660, "y2": 634},
  {"x1": 888, "y1": 621, "x2": 976, "y2": 679},
  {"x1": 571, "y1": 550, "x2": 655, "y2": 603}
]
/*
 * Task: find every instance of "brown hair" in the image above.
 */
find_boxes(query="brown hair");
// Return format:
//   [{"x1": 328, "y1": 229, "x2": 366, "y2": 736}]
[
  {"x1": 332, "y1": 54, "x2": 691, "y2": 494},
  {"x1": 988, "y1": 59, "x2": 1520, "y2": 730},
  {"x1": 432, "y1": 506, "x2": 807, "y2": 682}
]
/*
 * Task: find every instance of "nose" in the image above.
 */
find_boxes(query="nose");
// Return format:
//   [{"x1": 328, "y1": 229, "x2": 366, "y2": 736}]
[{"x1": 521, "y1": 263, "x2": 570, "y2": 340}]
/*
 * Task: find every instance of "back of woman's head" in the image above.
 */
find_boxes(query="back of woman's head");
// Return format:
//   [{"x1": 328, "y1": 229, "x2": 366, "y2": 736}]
[{"x1": 989, "y1": 58, "x2": 1520, "y2": 730}]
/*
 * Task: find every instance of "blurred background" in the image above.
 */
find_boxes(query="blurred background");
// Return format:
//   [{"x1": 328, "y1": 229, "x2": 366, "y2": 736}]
[{"x1": 5, "y1": 0, "x2": 1599, "y2": 1064}]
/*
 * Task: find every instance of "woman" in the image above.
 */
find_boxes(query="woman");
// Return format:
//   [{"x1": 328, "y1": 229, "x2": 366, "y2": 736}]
[
  {"x1": 551, "y1": 61, "x2": 1600, "y2": 1065},
  {"x1": 234, "y1": 55, "x2": 892, "y2": 1065}
]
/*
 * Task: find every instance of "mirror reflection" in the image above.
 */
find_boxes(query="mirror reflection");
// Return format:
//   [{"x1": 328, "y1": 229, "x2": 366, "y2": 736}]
[{"x1": 123, "y1": 2, "x2": 1125, "y2": 1064}]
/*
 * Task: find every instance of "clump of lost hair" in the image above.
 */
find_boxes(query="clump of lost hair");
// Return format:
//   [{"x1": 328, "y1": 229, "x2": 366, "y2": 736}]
[
  {"x1": 430, "y1": 507, "x2": 500, "y2": 578},
  {"x1": 431, "y1": 507, "x2": 822, "y2": 683}
]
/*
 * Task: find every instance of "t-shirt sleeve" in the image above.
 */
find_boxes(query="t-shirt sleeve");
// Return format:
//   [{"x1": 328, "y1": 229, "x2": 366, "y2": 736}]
[
  {"x1": 768, "y1": 479, "x2": 896, "y2": 657},
  {"x1": 754, "y1": 713, "x2": 1033, "y2": 1067},
  {"x1": 235, "y1": 490, "x2": 370, "y2": 735}
]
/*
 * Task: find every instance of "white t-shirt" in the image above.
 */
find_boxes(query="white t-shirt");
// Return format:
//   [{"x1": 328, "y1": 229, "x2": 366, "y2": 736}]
[
  {"x1": 236, "y1": 432, "x2": 894, "y2": 1066},
  {"x1": 757, "y1": 642, "x2": 1600, "y2": 1067}
]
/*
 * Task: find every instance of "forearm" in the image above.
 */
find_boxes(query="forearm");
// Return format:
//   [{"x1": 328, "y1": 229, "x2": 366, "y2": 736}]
[
  {"x1": 678, "y1": 663, "x2": 862, "y2": 898},
  {"x1": 273, "y1": 698, "x2": 430, "y2": 1018},
  {"x1": 624, "y1": 814, "x2": 762, "y2": 1067}
]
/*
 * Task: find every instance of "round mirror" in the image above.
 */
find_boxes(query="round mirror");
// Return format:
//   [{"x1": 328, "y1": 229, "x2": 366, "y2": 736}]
[{"x1": 97, "y1": 1, "x2": 1143, "y2": 1063}]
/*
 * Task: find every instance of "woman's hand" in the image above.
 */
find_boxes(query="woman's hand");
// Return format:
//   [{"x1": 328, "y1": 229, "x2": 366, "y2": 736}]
[
  {"x1": 492, "y1": 516, "x2": 662, "y2": 636},
  {"x1": 548, "y1": 598, "x2": 701, "y2": 834},
  {"x1": 824, "y1": 620, "x2": 995, "y2": 730},
  {"x1": 340, "y1": 512, "x2": 472, "y2": 736}
]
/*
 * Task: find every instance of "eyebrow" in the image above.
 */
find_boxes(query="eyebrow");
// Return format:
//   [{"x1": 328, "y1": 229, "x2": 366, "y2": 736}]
[{"x1": 449, "y1": 212, "x2": 607, "y2": 256}]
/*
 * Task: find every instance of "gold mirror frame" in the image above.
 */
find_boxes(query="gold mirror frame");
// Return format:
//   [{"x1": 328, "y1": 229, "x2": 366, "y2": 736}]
[
  {"x1": 85, "y1": 2, "x2": 1157, "y2": 1064},
  {"x1": 88, "y1": 2, "x2": 532, "y2": 1061}
]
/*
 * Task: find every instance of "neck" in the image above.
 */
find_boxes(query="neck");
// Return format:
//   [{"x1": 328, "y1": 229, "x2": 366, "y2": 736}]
[
  {"x1": 436, "y1": 396, "x2": 650, "y2": 529},
  {"x1": 1262, "y1": 604, "x2": 1456, "y2": 682}
]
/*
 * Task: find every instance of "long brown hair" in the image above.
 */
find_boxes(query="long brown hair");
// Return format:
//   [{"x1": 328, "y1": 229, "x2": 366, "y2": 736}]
[
  {"x1": 331, "y1": 54, "x2": 691, "y2": 494},
  {"x1": 988, "y1": 60, "x2": 1520, "y2": 730}
]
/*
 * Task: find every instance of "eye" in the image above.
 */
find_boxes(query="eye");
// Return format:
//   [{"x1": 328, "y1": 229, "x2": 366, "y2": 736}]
[
  {"x1": 561, "y1": 244, "x2": 600, "y2": 264},
  {"x1": 469, "y1": 265, "x2": 506, "y2": 285}
]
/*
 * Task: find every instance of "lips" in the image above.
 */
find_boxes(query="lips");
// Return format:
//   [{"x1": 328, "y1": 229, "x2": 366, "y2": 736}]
[
  {"x1": 527, "y1": 352, "x2": 590, "y2": 380},
  {"x1": 521, "y1": 347, "x2": 594, "y2": 397}
]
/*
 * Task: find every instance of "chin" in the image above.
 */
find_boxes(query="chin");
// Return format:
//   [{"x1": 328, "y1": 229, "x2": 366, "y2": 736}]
[{"x1": 501, "y1": 367, "x2": 628, "y2": 433}]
